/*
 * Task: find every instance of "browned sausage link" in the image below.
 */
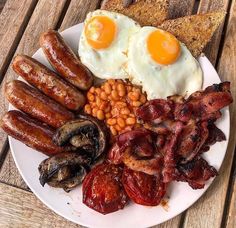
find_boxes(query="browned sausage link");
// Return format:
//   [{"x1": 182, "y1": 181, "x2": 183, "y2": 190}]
[
  {"x1": 12, "y1": 55, "x2": 86, "y2": 111},
  {"x1": 40, "y1": 30, "x2": 93, "y2": 90},
  {"x1": 1, "y1": 110, "x2": 70, "y2": 156},
  {"x1": 5, "y1": 80, "x2": 75, "y2": 128}
]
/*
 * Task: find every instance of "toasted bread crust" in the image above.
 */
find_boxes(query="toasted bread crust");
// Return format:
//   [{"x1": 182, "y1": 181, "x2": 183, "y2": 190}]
[
  {"x1": 101, "y1": 0, "x2": 169, "y2": 27},
  {"x1": 159, "y1": 11, "x2": 226, "y2": 57}
]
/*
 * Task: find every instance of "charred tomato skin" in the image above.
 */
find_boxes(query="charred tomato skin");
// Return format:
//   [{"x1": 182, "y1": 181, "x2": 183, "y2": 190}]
[
  {"x1": 82, "y1": 163, "x2": 128, "y2": 214},
  {"x1": 122, "y1": 166, "x2": 166, "y2": 206}
]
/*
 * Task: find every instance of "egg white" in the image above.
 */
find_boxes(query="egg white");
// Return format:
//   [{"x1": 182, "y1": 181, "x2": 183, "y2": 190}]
[
  {"x1": 78, "y1": 10, "x2": 141, "y2": 79},
  {"x1": 127, "y1": 26, "x2": 203, "y2": 100}
]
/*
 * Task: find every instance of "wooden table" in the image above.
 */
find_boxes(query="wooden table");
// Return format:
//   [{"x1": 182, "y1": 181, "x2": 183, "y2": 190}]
[{"x1": 0, "y1": 0, "x2": 235, "y2": 227}]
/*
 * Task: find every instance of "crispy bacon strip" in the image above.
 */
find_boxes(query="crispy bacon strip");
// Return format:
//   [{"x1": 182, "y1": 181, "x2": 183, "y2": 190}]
[
  {"x1": 204, "y1": 123, "x2": 226, "y2": 146},
  {"x1": 122, "y1": 147, "x2": 163, "y2": 176},
  {"x1": 175, "y1": 157, "x2": 218, "y2": 189},
  {"x1": 117, "y1": 128, "x2": 152, "y2": 149},
  {"x1": 108, "y1": 129, "x2": 163, "y2": 176},
  {"x1": 199, "y1": 123, "x2": 226, "y2": 153},
  {"x1": 136, "y1": 99, "x2": 173, "y2": 122},
  {"x1": 178, "y1": 121, "x2": 209, "y2": 162},
  {"x1": 137, "y1": 82, "x2": 232, "y2": 123},
  {"x1": 175, "y1": 82, "x2": 233, "y2": 122},
  {"x1": 162, "y1": 121, "x2": 183, "y2": 183},
  {"x1": 133, "y1": 82, "x2": 232, "y2": 188}
]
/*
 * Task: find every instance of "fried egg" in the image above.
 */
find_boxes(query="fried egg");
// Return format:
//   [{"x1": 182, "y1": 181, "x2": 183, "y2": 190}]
[
  {"x1": 127, "y1": 27, "x2": 203, "y2": 100},
  {"x1": 78, "y1": 10, "x2": 141, "y2": 79}
]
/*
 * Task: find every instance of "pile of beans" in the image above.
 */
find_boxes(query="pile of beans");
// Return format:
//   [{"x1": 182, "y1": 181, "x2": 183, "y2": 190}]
[{"x1": 84, "y1": 79, "x2": 147, "y2": 136}]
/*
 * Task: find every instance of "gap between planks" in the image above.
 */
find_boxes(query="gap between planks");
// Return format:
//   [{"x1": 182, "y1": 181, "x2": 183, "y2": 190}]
[
  {"x1": 215, "y1": 0, "x2": 234, "y2": 68},
  {"x1": 0, "y1": 0, "x2": 38, "y2": 83},
  {"x1": 200, "y1": 0, "x2": 232, "y2": 65},
  {"x1": 0, "y1": 0, "x2": 7, "y2": 13},
  {"x1": 59, "y1": 0, "x2": 103, "y2": 31},
  {"x1": 221, "y1": 147, "x2": 236, "y2": 228}
]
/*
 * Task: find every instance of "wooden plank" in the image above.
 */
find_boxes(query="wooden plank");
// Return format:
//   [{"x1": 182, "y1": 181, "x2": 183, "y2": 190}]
[
  {"x1": 183, "y1": 0, "x2": 236, "y2": 227},
  {"x1": 0, "y1": 149, "x2": 28, "y2": 190},
  {"x1": 60, "y1": 0, "x2": 101, "y2": 31},
  {"x1": 226, "y1": 179, "x2": 236, "y2": 228},
  {"x1": 198, "y1": 0, "x2": 230, "y2": 65},
  {"x1": 0, "y1": 0, "x2": 37, "y2": 78},
  {"x1": 0, "y1": 0, "x2": 67, "y2": 158},
  {"x1": 154, "y1": 216, "x2": 182, "y2": 228},
  {"x1": 0, "y1": 183, "x2": 80, "y2": 227},
  {"x1": 168, "y1": 0, "x2": 195, "y2": 19},
  {"x1": 224, "y1": 2, "x2": 236, "y2": 228}
]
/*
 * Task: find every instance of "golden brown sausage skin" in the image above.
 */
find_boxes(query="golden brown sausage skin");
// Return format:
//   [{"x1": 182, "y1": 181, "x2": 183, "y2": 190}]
[
  {"x1": 40, "y1": 30, "x2": 93, "y2": 90},
  {"x1": 12, "y1": 55, "x2": 86, "y2": 111},
  {"x1": 5, "y1": 80, "x2": 75, "y2": 128},
  {"x1": 1, "y1": 111, "x2": 69, "y2": 155}
]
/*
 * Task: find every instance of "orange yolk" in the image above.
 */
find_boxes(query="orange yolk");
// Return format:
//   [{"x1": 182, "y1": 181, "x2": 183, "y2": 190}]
[
  {"x1": 85, "y1": 16, "x2": 116, "y2": 50},
  {"x1": 147, "y1": 29, "x2": 180, "y2": 65}
]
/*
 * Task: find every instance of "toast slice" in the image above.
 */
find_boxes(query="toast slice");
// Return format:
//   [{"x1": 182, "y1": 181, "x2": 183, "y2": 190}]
[
  {"x1": 101, "y1": 0, "x2": 169, "y2": 27},
  {"x1": 159, "y1": 11, "x2": 226, "y2": 57}
]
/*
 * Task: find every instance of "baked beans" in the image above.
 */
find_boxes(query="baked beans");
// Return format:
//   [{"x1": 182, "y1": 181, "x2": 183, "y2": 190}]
[{"x1": 84, "y1": 80, "x2": 147, "y2": 135}]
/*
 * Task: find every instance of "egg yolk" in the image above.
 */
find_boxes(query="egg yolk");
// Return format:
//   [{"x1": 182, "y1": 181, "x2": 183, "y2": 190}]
[
  {"x1": 147, "y1": 29, "x2": 180, "y2": 65},
  {"x1": 85, "y1": 16, "x2": 116, "y2": 50}
]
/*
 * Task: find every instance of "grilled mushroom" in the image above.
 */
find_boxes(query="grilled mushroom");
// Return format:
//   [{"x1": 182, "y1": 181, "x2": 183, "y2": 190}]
[
  {"x1": 53, "y1": 114, "x2": 108, "y2": 161},
  {"x1": 38, "y1": 152, "x2": 91, "y2": 192}
]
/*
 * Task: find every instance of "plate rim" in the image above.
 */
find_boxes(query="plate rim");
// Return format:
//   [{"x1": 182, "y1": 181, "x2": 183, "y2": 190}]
[{"x1": 8, "y1": 23, "x2": 230, "y2": 227}]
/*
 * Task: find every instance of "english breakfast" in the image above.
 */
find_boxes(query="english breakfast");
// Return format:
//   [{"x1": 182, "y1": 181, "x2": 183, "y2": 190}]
[{"x1": 0, "y1": 0, "x2": 233, "y2": 216}]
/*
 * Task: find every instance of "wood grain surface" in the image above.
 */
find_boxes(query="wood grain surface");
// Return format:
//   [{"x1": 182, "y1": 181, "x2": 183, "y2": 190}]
[
  {"x1": 0, "y1": 0, "x2": 235, "y2": 227},
  {"x1": 226, "y1": 176, "x2": 236, "y2": 228},
  {"x1": 0, "y1": 150, "x2": 28, "y2": 190},
  {"x1": 0, "y1": 0, "x2": 37, "y2": 80},
  {"x1": 59, "y1": 0, "x2": 102, "y2": 31},
  {"x1": 0, "y1": 183, "x2": 80, "y2": 228}
]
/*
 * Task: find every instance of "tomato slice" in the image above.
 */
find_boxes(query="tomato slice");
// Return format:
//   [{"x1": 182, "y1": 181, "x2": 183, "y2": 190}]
[
  {"x1": 82, "y1": 163, "x2": 128, "y2": 214},
  {"x1": 122, "y1": 166, "x2": 166, "y2": 206}
]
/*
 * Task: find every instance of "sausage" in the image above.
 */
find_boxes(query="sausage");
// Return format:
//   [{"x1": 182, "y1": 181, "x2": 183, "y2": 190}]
[
  {"x1": 40, "y1": 30, "x2": 93, "y2": 90},
  {"x1": 12, "y1": 55, "x2": 86, "y2": 111},
  {"x1": 5, "y1": 80, "x2": 75, "y2": 128},
  {"x1": 1, "y1": 110, "x2": 71, "y2": 156}
]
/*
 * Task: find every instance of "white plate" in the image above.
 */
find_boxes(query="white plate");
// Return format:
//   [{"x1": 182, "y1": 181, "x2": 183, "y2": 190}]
[{"x1": 9, "y1": 23, "x2": 230, "y2": 228}]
